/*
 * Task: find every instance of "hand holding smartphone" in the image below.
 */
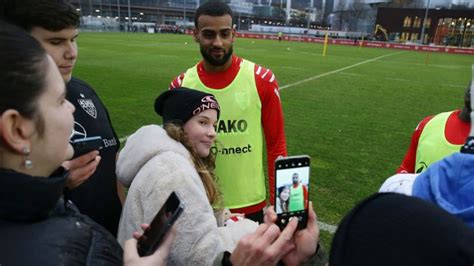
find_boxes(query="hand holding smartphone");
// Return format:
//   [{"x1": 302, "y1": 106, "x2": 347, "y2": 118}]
[
  {"x1": 70, "y1": 136, "x2": 103, "y2": 157},
  {"x1": 137, "y1": 191, "x2": 185, "y2": 257},
  {"x1": 274, "y1": 155, "x2": 310, "y2": 230}
]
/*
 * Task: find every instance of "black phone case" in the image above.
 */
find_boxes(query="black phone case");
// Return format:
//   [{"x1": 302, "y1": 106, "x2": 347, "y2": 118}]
[
  {"x1": 137, "y1": 192, "x2": 185, "y2": 257},
  {"x1": 71, "y1": 136, "x2": 103, "y2": 157},
  {"x1": 274, "y1": 155, "x2": 310, "y2": 231}
]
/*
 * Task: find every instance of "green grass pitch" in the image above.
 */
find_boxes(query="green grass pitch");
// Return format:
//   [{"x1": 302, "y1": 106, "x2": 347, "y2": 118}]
[{"x1": 74, "y1": 32, "x2": 474, "y2": 249}]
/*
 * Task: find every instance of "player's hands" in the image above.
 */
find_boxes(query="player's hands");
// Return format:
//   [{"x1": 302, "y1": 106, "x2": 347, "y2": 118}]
[
  {"x1": 62, "y1": 150, "x2": 100, "y2": 189},
  {"x1": 281, "y1": 202, "x2": 319, "y2": 265},
  {"x1": 230, "y1": 219, "x2": 297, "y2": 265},
  {"x1": 124, "y1": 224, "x2": 177, "y2": 266}
]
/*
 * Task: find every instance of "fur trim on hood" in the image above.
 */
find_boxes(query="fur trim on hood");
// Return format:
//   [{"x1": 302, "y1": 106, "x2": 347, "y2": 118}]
[{"x1": 117, "y1": 125, "x2": 190, "y2": 188}]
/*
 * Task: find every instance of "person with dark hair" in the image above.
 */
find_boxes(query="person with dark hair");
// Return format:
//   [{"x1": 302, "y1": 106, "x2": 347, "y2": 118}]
[
  {"x1": 276, "y1": 186, "x2": 290, "y2": 213},
  {"x1": 0, "y1": 0, "x2": 123, "y2": 236},
  {"x1": 170, "y1": 0, "x2": 287, "y2": 223},
  {"x1": 117, "y1": 87, "x2": 259, "y2": 264},
  {"x1": 0, "y1": 20, "x2": 122, "y2": 265},
  {"x1": 397, "y1": 82, "x2": 472, "y2": 174},
  {"x1": 288, "y1": 173, "x2": 308, "y2": 212},
  {"x1": 330, "y1": 193, "x2": 474, "y2": 266},
  {"x1": 0, "y1": 21, "x2": 176, "y2": 266}
]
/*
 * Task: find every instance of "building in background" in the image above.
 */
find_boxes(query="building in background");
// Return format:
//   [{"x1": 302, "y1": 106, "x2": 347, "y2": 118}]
[
  {"x1": 375, "y1": 7, "x2": 473, "y2": 46},
  {"x1": 70, "y1": 0, "x2": 473, "y2": 46}
]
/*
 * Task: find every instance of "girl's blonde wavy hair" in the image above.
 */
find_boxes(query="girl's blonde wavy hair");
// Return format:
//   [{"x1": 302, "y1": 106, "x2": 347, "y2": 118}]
[{"x1": 164, "y1": 122, "x2": 222, "y2": 208}]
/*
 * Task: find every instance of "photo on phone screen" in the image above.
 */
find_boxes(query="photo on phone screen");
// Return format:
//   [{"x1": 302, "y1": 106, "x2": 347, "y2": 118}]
[
  {"x1": 137, "y1": 191, "x2": 184, "y2": 257},
  {"x1": 275, "y1": 155, "x2": 310, "y2": 230}
]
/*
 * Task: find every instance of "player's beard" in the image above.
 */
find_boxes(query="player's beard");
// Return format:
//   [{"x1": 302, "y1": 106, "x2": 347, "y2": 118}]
[{"x1": 201, "y1": 46, "x2": 233, "y2": 66}]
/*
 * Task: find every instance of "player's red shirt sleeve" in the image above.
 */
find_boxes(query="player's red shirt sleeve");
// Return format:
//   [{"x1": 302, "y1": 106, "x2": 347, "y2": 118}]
[
  {"x1": 396, "y1": 116, "x2": 434, "y2": 173},
  {"x1": 169, "y1": 72, "x2": 185, "y2": 89},
  {"x1": 254, "y1": 64, "x2": 288, "y2": 204},
  {"x1": 303, "y1": 185, "x2": 308, "y2": 208}
]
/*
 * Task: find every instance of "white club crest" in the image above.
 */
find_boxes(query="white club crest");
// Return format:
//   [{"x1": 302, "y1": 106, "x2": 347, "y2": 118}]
[
  {"x1": 235, "y1": 91, "x2": 250, "y2": 110},
  {"x1": 78, "y1": 98, "x2": 97, "y2": 119}
]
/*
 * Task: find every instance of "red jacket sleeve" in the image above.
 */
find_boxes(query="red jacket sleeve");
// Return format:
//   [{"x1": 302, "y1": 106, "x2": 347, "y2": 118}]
[
  {"x1": 169, "y1": 72, "x2": 185, "y2": 89},
  {"x1": 396, "y1": 116, "x2": 433, "y2": 173},
  {"x1": 254, "y1": 65, "x2": 288, "y2": 203},
  {"x1": 303, "y1": 185, "x2": 308, "y2": 209}
]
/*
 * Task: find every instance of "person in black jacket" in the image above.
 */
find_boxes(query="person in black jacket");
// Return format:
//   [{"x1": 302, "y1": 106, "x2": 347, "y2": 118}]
[
  {"x1": 0, "y1": 22, "x2": 175, "y2": 266},
  {"x1": 0, "y1": 0, "x2": 124, "y2": 236},
  {"x1": 330, "y1": 193, "x2": 474, "y2": 266}
]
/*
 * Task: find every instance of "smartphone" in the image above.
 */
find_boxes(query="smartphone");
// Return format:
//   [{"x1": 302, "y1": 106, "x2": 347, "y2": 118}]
[
  {"x1": 274, "y1": 155, "x2": 310, "y2": 230},
  {"x1": 70, "y1": 136, "x2": 103, "y2": 157},
  {"x1": 137, "y1": 191, "x2": 185, "y2": 257}
]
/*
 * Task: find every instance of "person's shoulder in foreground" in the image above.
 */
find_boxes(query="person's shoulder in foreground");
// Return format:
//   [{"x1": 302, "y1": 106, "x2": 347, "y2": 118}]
[{"x1": 330, "y1": 193, "x2": 474, "y2": 266}]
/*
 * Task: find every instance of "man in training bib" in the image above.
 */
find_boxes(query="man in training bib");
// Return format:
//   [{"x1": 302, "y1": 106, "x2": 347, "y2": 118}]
[{"x1": 170, "y1": 1, "x2": 287, "y2": 222}]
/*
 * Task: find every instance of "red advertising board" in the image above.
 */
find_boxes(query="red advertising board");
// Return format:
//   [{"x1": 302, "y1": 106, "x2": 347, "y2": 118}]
[{"x1": 233, "y1": 32, "x2": 474, "y2": 55}]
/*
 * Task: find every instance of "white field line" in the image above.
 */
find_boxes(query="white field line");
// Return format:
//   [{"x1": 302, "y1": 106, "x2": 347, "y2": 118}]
[
  {"x1": 385, "y1": 77, "x2": 409, "y2": 82},
  {"x1": 119, "y1": 135, "x2": 128, "y2": 143},
  {"x1": 118, "y1": 133, "x2": 339, "y2": 233},
  {"x1": 318, "y1": 221, "x2": 338, "y2": 234},
  {"x1": 444, "y1": 84, "x2": 466, "y2": 88},
  {"x1": 337, "y1": 71, "x2": 464, "y2": 88},
  {"x1": 376, "y1": 59, "x2": 469, "y2": 69},
  {"x1": 280, "y1": 51, "x2": 405, "y2": 90},
  {"x1": 339, "y1": 72, "x2": 363, "y2": 76}
]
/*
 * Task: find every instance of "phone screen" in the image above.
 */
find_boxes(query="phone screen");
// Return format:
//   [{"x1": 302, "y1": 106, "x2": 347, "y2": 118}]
[
  {"x1": 137, "y1": 191, "x2": 184, "y2": 257},
  {"x1": 275, "y1": 156, "x2": 310, "y2": 229}
]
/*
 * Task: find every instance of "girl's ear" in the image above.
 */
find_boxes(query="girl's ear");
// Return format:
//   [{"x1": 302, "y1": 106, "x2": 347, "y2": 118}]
[{"x1": 0, "y1": 110, "x2": 35, "y2": 154}]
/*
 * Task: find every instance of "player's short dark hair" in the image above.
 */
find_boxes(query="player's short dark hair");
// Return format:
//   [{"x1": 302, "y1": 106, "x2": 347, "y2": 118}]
[
  {"x1": 0, "y1": 0, "x2": 80, "y2": 32},
  {"x1": 194, "y1": 0, "x2": 233, "y2": 28}
]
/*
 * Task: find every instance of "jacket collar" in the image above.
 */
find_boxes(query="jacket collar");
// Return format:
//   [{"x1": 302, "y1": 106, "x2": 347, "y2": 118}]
[{"x1": 0, "y1": 168, "x2": 68, "y2": 222}]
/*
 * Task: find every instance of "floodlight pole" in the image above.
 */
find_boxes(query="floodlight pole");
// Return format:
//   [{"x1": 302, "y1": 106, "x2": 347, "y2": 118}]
[
  {"x1": 183, "y1": 0, "x2": 186, "y2": 27},
  {"x1": 127, "y1": 0, "x2": 132, "y2": 31},
  {"x1": 307, "y1": 0, "x2": 313, "y2": 31},
  {"x1": 78, "y1": 0, "x2": 83, "y2": 25},
  {"x1": 420, "y1": 0, "x2": 431, "y2": 44},
  {"x1": 238, "y1": 12, "x2": 241, "y2": 31},
  {"x1": 117, "y1": 0, "x2": 121, "y2": 21}
]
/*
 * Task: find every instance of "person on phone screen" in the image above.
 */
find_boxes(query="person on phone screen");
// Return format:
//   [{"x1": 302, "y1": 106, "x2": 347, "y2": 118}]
[
  {"x1": 117, "y1": 88, "x2": 259, "y2": 264},
  {"x1": 1, "y1": 0, "x2": 123, "y2": 236},
  {"x1": 169, "y1": 0, "x2": 287, "y2": 223},
  {"x1": 289, "y1": 173, "x2": 308, "y2": 212},
  {"x1": 276, "y1": 186, "x2": 290, "y2": 213}
]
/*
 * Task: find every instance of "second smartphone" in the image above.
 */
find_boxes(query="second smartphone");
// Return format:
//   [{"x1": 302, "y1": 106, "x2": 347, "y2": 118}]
[
  {"x1": 274, "y1": 155, "x2": 310, "y2": 230},
  {"x1": 137, "y1": 191, "x2": 185, "y2": 257}
]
